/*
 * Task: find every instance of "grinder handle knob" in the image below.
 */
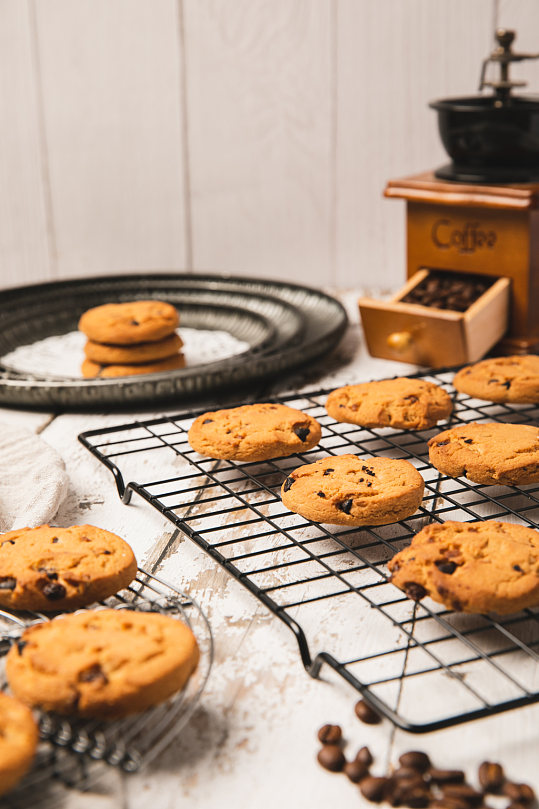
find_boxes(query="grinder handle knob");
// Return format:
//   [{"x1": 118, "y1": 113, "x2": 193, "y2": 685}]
[{"x1": 386, "y1": 331, "x2": 412, "y2": 351}]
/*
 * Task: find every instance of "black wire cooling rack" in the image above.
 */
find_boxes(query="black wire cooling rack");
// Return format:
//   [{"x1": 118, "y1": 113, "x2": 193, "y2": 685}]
[{"x1": 79, "y1": 368, "x2": 539, "y2": 733}]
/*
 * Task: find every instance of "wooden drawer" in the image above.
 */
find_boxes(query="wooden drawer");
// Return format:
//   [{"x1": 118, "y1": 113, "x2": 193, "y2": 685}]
[{"x1": 358, "y1": 269, "x2": 510, "y2": 368}]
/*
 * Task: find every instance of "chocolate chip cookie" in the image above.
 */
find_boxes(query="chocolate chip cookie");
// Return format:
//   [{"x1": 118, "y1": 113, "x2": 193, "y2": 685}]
[
  {"x1": 0, "y1": 524, "x2": 137, "y2": 612},
  {"x1": 84, "y1": 333, "x2": 183, "y2": 365},
  {"x1": 7, "y1": 608, "x2": 200, "y2": 718},
  {"x1": 79, "y1": 300, "x2": 179, "y2": 345},
  {"x1": 82, "y1": 354, "x2": 186, "y2": 378},
  {"x1": 188, "y1": 403, "x2": 322, "y2": 462},
  {"x1": 453, "y1": 355, "x2": 539, "y2": 404},
  {"x1": 326, "y1": 378, "x2": 453, "y2": 430},
  {"x1": 0, "y1": 693, "x2": 38, "y2": 797},
  {"x1": 280, "y1": 454, "x2": 425, "y2": 526},
  {"x1": 388, "y1": 520, "x2": 539, "y2": 614},
  {"x1": 428, "y1": 422, "x2": 539, "y2": 485}
]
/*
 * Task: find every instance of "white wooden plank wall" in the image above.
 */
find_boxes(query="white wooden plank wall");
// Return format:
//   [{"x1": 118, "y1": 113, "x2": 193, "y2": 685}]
[{"x1": 0, "y1": 0, "x2": 537, "y2": 294}]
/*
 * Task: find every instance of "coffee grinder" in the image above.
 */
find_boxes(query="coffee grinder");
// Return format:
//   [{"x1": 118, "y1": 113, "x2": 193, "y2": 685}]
[{"x1": 359, "y1": 30, "x2": 539, "y2": 368}]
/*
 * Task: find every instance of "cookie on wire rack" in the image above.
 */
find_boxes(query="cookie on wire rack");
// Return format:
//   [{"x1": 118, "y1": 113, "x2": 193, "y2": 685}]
[
  {"x1": 0, "y1": 524, "x2": 137, "y2": 612},
  {"x1": 6, "y1": 608, "x2": 200, "y2": 719},
  {"x1": 0, "y1": 692, "x2": 38, "y2": 797},
  {"x1": 453, "y1": 355, "x2": 539, "y2": 404},
  {"x1": 388, "y1": 520, "x2": 539, "y2": 614}
]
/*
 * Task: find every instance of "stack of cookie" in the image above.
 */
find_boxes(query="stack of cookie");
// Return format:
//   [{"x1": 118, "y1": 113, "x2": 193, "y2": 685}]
[{"x1": 79, "y1": 300, "x2": 185, "y2": 378}]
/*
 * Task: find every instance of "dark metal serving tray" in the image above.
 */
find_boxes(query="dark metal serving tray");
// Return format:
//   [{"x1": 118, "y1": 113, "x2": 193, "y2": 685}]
[{"x1": 79, "y1": 368, "x2": 539, "y2": 733}]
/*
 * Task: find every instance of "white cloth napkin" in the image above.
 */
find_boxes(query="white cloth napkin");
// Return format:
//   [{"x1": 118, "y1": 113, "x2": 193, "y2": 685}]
[{"x1": 0, "y1": 424, "x2": 69, "y2": 532}]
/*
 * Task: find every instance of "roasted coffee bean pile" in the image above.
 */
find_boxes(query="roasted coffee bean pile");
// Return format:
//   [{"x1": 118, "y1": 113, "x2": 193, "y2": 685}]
[
  {"x1": 400, "y1": 272, "x2": 493, "y2": 312},
  {"x1": 316, "y1": 723, "x2": 536, "y2": 808}
]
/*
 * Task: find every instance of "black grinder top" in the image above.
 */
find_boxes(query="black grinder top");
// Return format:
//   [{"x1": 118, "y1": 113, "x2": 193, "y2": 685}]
[{"x1": 430, "y1": 29, "x2": 539, "y2": 183}]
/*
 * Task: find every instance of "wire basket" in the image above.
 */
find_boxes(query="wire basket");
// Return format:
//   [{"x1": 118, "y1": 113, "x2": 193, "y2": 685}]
[
  {"x1": 1, "y1": 569, "x2": 213, "y2": 807},
  {"x1": 79, "y1": 368, "x2": 539, "y2": 733}
]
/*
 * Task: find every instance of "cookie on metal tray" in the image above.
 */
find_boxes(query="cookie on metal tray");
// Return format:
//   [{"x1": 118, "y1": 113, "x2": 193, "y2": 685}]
[
  {"x1": 6, "y1": 608, "x2": 200, "y2": 718},
  {"x1": 280, "y1": 454, "x2": 424, "y2": 526},
  {"x1": 188, "y1": 403, "x2": 322, "y2": 462},
  {"x1": 453, "y1": 355, "x2": 539, "y2": 404},
  {"x1": 0, "y1": 524, "x2": 137, "y2": 612},
  {"x1": 326, "y1": 377, "x2": 453, "y2": 430},
  {"x1": 79, "y1": 300, "x2": 179, "y2": 345},
  {"x1": 388, "y1": 520, "x2": 539, "y2": 614},
  {"x1": 82, "y1": 354, "x2": 186, "y2": 378},
  {"x1": 84, "y1": 333, "x2": 184, "y2": 365},
  {"x1": 428, "y1": 422, "x2": 539, "y2": 485},
  {"x1": 0, "y1": 692, "x2": 38, "y2": 797}
]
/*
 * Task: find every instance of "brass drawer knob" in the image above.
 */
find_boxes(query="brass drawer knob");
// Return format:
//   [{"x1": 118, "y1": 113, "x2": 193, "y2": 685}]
[{"x1": 387, "y1": 331, "x2": 412, "y2": 351}]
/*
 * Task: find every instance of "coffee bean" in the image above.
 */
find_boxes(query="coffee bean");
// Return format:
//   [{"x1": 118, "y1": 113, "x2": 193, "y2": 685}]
[
  {"x1": 344, "y1": 759, "x2": 368, "y2": 783},
  {"x1": 478, "y1": 761, "x2": 505, "y2": 792},
  {"x1": 429, "y1": 769, "x2": 465, "y2": 784},
  {"x1": 359, "y1": 775, "x2": 393, "y2": 803},
  {"x1": 317, "y1": 724, "x2": 342, "y2": 745},
  {"x1": 356, "y1": 745, "x2": 374, "y2": 767},
  {"x1": 399, "y1": 751, "x2": 431, "y2": 773},
  {"x1": 429, "y1": 799, "x2": 470, "y2": 809},
  {"x1": 390, "y1": 783, "x2": 430, "y2": 808},
  {"x1": 355, "y1": 699, "x2": 381, "y2": 724},
  {"x1": 393, "y1": 767, "x2": 426, "y2": 785},
  {"x1": 442, "y1": 783, "x2": 483, "y2": 806},
  {"x1": 507, "y1": 803, "x2": 534, "y2": 809},
  {"x1": 317, "y1": 744, "x2": 345, "y2": 773},
  {"x1": 503, "y1": 782, "x2": 536, "y2": 804}
]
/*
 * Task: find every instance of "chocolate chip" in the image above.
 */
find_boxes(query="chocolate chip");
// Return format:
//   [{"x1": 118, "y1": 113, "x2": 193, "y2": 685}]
[
  {"x1": 78, "y1": 663, "x2": 108, "y2": 684},
  {"x1": 442, "y1": 784, "x2": 483, "y2": 806},
  {"x1": 404, "y1": 581, "x2": 427, "y2": 600},
  {"x1": 130, "y1": 319, "x2": 140, "y2": 326},
  {"x1": 103, "y1": 550, "x2": 112, "y2": 555},
  {"x1": 51, "y1": 537, "x2": 59, "y2": 543},
  {"x1": 16, "y1": 640, "x2": 27, "y2": 655},
  {"x1": 361, "y1": 466, "x2": 376, "y2": 476},
  {"x1": 502, "y1": 381, "x2": 512, "y2": 389},
  {"x1": 435, "y1": 560, "x2": 457, "y2": 575},
  {"x1": 366, "y1": 481, "x2": 372, "y2": 487},
  {"x1": 356, "y1": 746, "x2": 374, "y2": 767},
  {"x1": 355, "y1": 699, "x2": 381, "y2": 724},
  {"x1": 41, "y1": 581, "x2": 67, "y2": 601},
  {"x1": 317, "y1": 491, "x2": 326, "y2": 498},
  {"x1": 293, "y1": 425, "x2": 310, "y2": 442},
  {"x1": 6, "y1": 540, "x2": 15, "y2": 545},
  {"x1": 317, "y1": 744, "x2": 345, "y2": 772},
  {"x1": 337, "y1": 498, "x2": 353, "y2": 515},
  {"x1": 398, "y1": 751, "x2": 431, "y2": 773},
  {"x1": 463, "y1": 438, "x2": 473, "y2": 444},
  {"x1": 478, "y1": 761, "x2": 505, "y2": 792},
  {"x1": 38, "y1": 568, "x2": 58, "y2": 580},
  {"x1": 503, "y1": 782, "x2": 536, "y2": 804},
  {"x1": 323, "y1": 468, "x2": 334, "y2": 476},
  {"x1": 202, "y1": 418, "x2": 213, "y2": 424},
  {"x1": 513, "y1": 564, "x2": 523, "y2": 573},
  {"x1": 429, "y1": 768, "x2": 465, "y2": 784},
  {"x1": 404, "y1": 395, "x2": 419, "y2": 403},
  {"x1": 344, "y1": 759, "x2": 369, "y2": 783},
  {"x1": 0, "y1": 577, "x2": 16, "y2": 590},
  {"x1": 436, "y1": 440, "x2": 450, "y2": 446},
  {"x1": 317, "y1": 723, "x2": 342, "y2": 744},
  {"x1": 360, "y1": 775, "x2": 393, "y2": 803},
  {"x1": 283, "y1": 476, "x2": 294, "y2": 492}
]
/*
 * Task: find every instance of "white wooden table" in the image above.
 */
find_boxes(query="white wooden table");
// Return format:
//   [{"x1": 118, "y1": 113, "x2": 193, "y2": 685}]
[{"x1": 3, "y1": 294, "x2": 539, "y2": 808}]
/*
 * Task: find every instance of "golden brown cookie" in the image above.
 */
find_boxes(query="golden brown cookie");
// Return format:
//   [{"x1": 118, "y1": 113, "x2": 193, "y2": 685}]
[
  {"x1": 428, "y1": 422, "x2": 539, "y2": 485},
  {"x1": 453, "y1": 355, "x2": 539, "y2": 404},
  {"x1": 280, "y1": 454, "x2": 424, "y2": 526},
  {"x1": 82, "y1": 354, "x2": 186, "y2": 378},
  {"x1": 0, "y1": 524, "x2": 137, "y2": 612},
  {"x1": 326, "y1": 378, "x2": 453, "y2": 430},
  {"x1": 84, "y1": 333, "x2": 183, "y2": 365},
  {"x1": 388, "y1": 520, "x2": 539, "y2": 614},
  {"x1": 188, "y1": 403, "x2": 322, "y2": 462},
  {"x1": 0, "y1": 693, "x2": 38, "y2": 797},
  {"x1": 79, "y1": 300, "x2": 179, "y2": 345},
  {"x1": 6, "y1": 609, "x2": 200, "y2": 718}
]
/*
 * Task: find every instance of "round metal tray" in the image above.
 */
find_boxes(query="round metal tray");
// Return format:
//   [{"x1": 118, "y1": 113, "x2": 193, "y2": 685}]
[{"x1": 0, "y1": 273, "x2": 348, "y2": 409}]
